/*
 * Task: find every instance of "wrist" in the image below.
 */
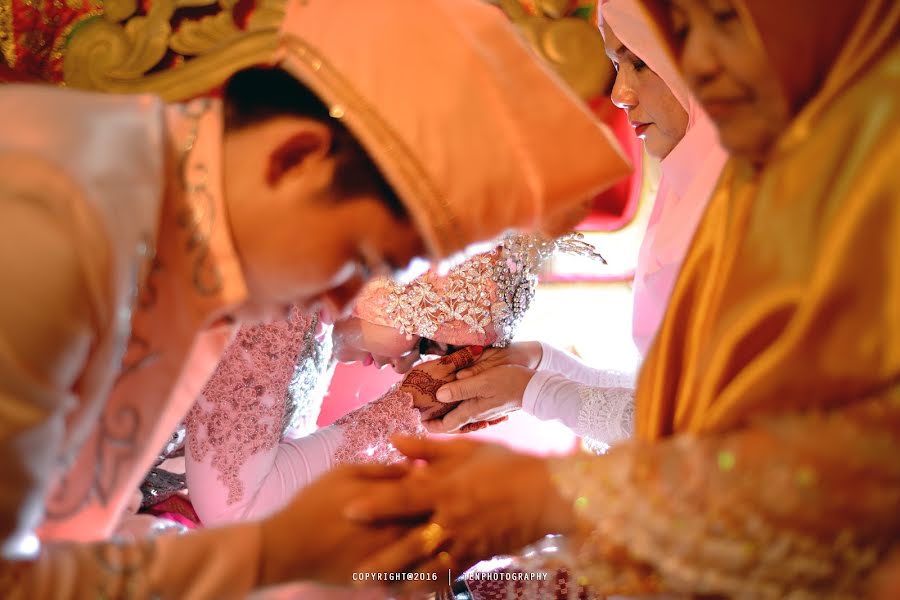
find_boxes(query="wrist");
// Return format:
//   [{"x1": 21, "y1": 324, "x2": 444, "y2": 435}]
[
  {"x1": 523, "y1": 341, "x2": 543, "y2": 370},
  {"x1": 514, "y1": 367, "x2": 535, "y2": 409}
]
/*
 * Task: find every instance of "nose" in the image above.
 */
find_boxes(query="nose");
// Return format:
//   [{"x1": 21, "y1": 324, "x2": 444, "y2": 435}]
[
  {"x1": 610, "y1": 69, "x2": 638, "y2": 111},
  {"x1": 319, "y1": 273, "x2": 366, "y2": 320},
  {"x1": 391, "y1": 350, "x2": 421, "y2": 374}
]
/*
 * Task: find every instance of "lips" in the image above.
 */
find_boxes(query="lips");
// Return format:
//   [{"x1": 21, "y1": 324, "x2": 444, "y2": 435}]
[{"x1": 632, "y1": 122, "x2": 651, "y2": 137}]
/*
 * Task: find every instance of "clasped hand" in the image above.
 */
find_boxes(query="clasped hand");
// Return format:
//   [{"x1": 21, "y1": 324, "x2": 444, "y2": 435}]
[
  {"x1": 403, "y1": 342, "x2": 542, "y2": 433},
  {"x1": 341, "y1": 435, "x2": 577, "y2": 591}
]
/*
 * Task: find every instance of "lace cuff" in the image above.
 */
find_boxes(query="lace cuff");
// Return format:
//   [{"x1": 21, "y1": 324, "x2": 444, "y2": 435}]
[
  {"x1": 333, "y1": 385, "x2": 425, "y2": 465},
  {"x1": 523, "y1": 371, "x2": 635, "y2": 453},
  {"x1": 575, "y1": 385, "x2": 635, "y2": 453}
]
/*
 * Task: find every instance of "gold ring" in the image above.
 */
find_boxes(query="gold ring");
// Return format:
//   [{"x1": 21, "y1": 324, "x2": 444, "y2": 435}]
[{"x1": 421, "y1": 522, "x2": 444, "y2": 554}]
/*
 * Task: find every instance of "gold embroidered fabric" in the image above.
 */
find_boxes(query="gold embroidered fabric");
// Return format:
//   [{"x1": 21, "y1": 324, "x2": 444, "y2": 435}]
[{"x1": 551, "y1": 389, "x2": 900, "y2": 598}]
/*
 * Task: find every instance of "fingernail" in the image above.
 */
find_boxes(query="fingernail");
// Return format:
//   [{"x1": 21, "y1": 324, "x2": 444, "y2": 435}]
[
  {"x1": 436, "y1": 389, "x2": 451, "y2": 402},
  {"x1": 470, "y1": 345, "x2": 484, "y2": 357}
]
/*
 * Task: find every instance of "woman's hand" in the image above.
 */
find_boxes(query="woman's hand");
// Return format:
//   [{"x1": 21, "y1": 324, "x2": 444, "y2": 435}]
[
  {"x1": 455, "y1": 342, "x2": 543, "y2": 378},
  {"x1": 425, "y1": 364, "x2": 535, "y2": 433},
  {"x1": 400, "y1": 346, "x2": 483, "y2": 420},
  {"x1": 258, "y1": 462, "x2": 428, "y2": 587},
  {"x1": 344, "y1": 436, "x2": 576, "y2": 583}
]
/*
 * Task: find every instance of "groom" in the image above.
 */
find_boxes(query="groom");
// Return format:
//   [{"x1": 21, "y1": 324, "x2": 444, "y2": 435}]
[{"x1": 0, "y1": 0, "x2": 629, "y2": 596}]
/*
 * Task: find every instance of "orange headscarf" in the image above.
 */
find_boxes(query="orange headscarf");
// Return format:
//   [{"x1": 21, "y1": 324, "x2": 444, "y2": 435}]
[{"x1": 633, "y1": 0, "x2": 900, "y2": 439}]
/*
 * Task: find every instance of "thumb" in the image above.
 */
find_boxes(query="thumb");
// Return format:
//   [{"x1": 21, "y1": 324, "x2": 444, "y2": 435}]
[{"x1": 436, "y1": 377, "x2": 483, "y2": 403}]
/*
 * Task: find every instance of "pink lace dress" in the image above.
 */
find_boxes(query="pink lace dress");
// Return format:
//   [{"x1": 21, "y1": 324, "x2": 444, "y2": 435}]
[{"x1": 181, "y1": 307, "x2": 423, "y2": 525}]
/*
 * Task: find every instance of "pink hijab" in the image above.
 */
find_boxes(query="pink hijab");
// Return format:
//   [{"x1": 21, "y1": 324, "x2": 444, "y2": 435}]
[{"x1": 601, "y1": 0, "x2": 728, "y2": 355}]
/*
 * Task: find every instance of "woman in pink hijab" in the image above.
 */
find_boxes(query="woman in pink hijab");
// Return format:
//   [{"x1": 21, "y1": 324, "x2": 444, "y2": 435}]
[
  {"x1": 425, "y1": 0, "x2": 728, "y2": 455},
  {"x1": 602, "y1": 0, "x2": 728, "y2": 354}
]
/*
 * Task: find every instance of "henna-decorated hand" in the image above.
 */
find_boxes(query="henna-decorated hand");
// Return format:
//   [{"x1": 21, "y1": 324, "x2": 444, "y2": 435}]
[{"x1": 400, "y1": 346, "x2": 483, "y2": 420}]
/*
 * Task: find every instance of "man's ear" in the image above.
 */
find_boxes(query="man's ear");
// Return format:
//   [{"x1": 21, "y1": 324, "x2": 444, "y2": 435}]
[{"x1": 265, "y1": 120, "x2": 333, "y2": 187}]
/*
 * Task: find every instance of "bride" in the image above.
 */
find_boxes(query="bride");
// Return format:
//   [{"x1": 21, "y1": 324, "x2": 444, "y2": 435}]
[{"x1": 132, "y1": 234, "x2": 602, "y2": 532}]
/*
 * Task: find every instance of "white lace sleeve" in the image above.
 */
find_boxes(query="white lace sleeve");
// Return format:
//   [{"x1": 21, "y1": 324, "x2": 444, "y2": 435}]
[
  {"x1": 537, "y1": 343, "x2": 636, "y2": 388},
  {"x1": 523, "y1": 371, "x2": 635, "y2": 453},
  {"x1": 575, "y1": 384, "x2": 635, "y2": 454}
]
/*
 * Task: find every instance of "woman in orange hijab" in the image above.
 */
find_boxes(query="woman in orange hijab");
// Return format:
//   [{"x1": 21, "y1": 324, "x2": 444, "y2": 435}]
[{"x1": 350, "y1": 1, "x2": 900, "y2": 597}]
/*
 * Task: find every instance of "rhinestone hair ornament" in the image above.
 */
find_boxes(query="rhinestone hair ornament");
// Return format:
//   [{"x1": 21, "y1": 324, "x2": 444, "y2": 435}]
[{"x1": 353, "y1": 233, "x2": 605, "y2": 348}]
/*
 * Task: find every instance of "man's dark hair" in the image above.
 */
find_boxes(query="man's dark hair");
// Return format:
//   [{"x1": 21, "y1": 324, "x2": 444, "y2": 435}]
[{"x1": 224, "y1": 67, "x2": 407, "y2": 219}]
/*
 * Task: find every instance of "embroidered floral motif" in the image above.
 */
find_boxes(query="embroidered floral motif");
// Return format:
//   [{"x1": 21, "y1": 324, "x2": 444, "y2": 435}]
[
  {"x1": 576, "y1": 379, "x2": 636, "y2": 454},
  {"x1": 333, "y1": 385, "x2": 424, "y2": 466},
  {"x1": 185, "y1": 307, "x2": 329, "y2": 505},
  {"x1": 371, "y1": 233, "x2": 603, "y2": 347},
  {"x1": 382, "y1": 252, "x2": 500, "y2": 341}
]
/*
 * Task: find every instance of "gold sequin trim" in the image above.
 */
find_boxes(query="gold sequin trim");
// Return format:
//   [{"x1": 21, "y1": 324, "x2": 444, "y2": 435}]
[
  {"x1": 282, "y1": 37, "x2": 462, "y2": 252},
  {"x1": 0, "y1": 0, "x2": 15, "y2": 68}
]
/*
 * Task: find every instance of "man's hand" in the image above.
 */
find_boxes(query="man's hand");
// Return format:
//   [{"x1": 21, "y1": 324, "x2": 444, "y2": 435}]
[
  {"x1": 343, "y1": 436, "x2": 576, "y2": 584},
  {"x1": 259, "y1": 462, "x2": 425, "y2": 587},
  {"x1": 424, "y1": 364, "x2": 535, "y2": 433}
]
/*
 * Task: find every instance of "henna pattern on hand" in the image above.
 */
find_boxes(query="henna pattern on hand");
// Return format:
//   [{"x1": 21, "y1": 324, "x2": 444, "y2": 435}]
[
  {"x1": 402, "y1": 370, "x2": 458, "y2": 420},
  {"x1": 402, "y1": 370, "x2": 447, "y2": 401},
  {"x1": 458, "y1": 416, "x2": 508, "y2": 434},
  {"x1": 438, "y1": 346, "x2": 480, "y2": 371}
]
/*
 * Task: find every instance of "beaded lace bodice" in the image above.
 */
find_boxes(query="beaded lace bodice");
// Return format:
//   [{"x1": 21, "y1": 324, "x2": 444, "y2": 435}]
[{"x1": 149, "y1": 307, "x2": 331, "y2": 507}]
